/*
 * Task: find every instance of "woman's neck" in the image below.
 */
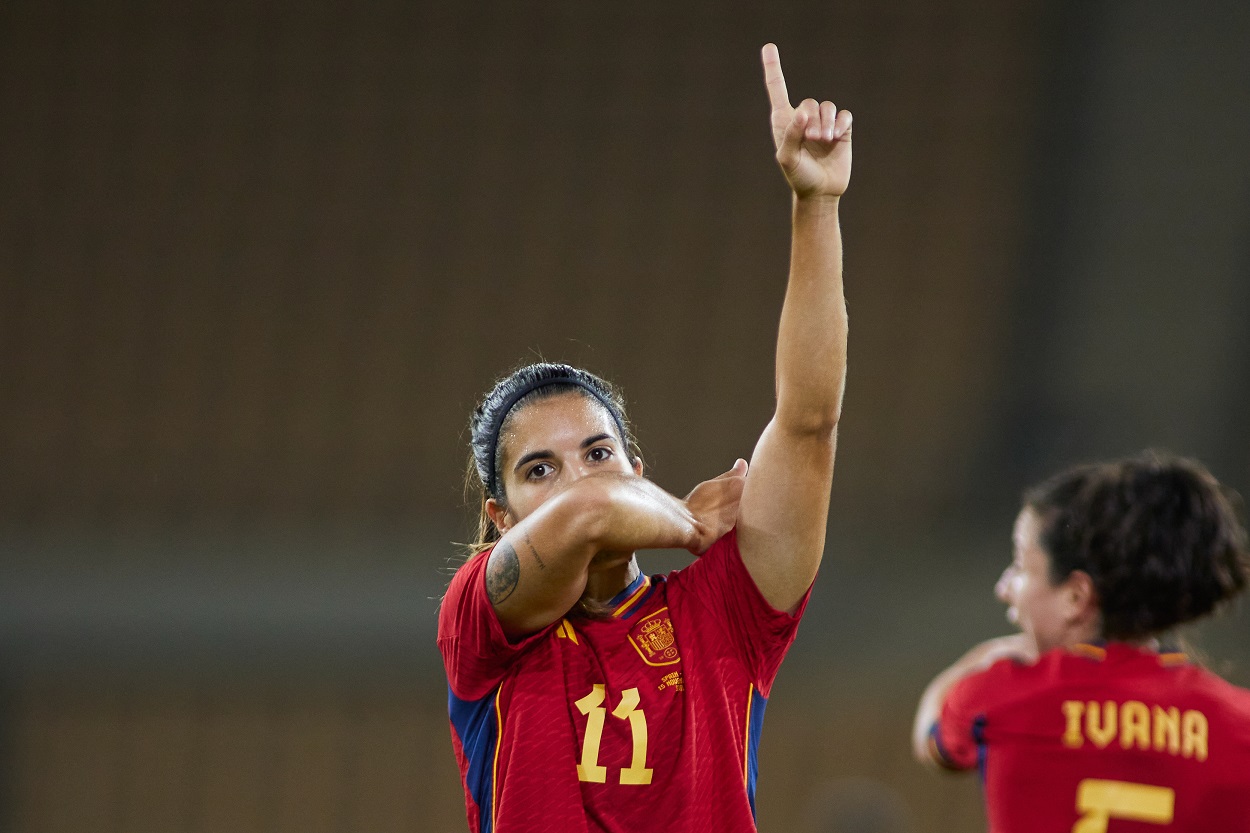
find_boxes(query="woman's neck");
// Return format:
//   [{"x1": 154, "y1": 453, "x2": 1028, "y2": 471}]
[{"x1": 584, "y1": 555, "x2": 641, "y2": 604}]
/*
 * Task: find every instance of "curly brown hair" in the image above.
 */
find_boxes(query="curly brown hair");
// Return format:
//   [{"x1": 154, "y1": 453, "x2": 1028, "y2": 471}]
[{"x1": 1024, "y1": 451, "x2": 1250, "y2": 640}]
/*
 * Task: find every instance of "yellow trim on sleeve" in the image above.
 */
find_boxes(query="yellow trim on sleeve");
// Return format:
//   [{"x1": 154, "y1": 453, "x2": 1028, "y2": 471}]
[
  {"x1": 742, "y1": 683, "x2": 754, "y2": 785},
  {"x1": 492, "y1": 688, "x2": 504, "y2": 830}
]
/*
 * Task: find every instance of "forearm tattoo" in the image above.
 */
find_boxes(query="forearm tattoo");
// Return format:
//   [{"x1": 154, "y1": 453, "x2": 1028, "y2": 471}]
[
  {"x1": 487, "y1": 541, "x2": 521, "y2": 604},
  {"x1": 522, "y1": 532, "x2": 545, "y2": 570}
]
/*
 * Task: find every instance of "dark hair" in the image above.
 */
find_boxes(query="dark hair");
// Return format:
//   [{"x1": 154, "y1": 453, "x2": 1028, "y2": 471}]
[
  {"x1": 465, "y1": 362, "x2": 637, "y2": 551},
  {"x1": 1023, "y1": 450, "x2": 1250, "y2": 640}
]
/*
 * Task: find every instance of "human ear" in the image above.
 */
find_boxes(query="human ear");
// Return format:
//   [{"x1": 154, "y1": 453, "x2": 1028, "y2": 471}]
[
  {"x1": 485, "y1": 498, "x2": 512, "y2": 535},
  {"x1": 1065, "y1": 570, "x2": 1098, "y2": 620},
  {"x1": 632, "y1": 455, "x2": 644, "y2": 476}
]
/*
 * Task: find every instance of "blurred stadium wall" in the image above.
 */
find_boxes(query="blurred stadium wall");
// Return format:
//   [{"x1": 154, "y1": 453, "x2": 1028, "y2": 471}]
[{"x1": 1, "y1": 1, "x2": 1247, "y2": 831}]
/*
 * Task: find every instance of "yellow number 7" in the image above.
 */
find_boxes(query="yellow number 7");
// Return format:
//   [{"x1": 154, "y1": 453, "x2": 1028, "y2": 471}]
[{"x1": 1073, "y1": 779, "x2": 1175, "y2": 833}]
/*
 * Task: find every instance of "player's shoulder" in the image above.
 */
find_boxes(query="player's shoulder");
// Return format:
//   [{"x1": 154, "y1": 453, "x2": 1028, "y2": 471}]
[
  {"x1": 946, "y1": 653, "x2": 1050, "y2": 715},
  {"x1": 666, "y1": 529, "x2": 741, "y2": 584},
  {"x1": 1177, "y1": 662, "x2": 1250, "y2": 713},
  {"x1": 446, "y1": 548, "x2": 491, "y2": 590},
  {"x1": 662, "y1": 527, "x2": 782, "y2": 623},
  {"x1": 953, "y1": 644, "x2": 1107, "y2": 707},
  {"x1": 438, "y1": 549, "x2": 492, "y2": 622},
  {"x1": 1076, "y1": 643, "x2": 1250, "y2": 713}
]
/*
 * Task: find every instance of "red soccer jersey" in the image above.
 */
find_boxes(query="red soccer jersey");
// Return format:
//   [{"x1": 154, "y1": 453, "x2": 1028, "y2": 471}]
[
  {"x1": 437, "y1": 529, "x2": 809, "y2": 833},
  {"x1": 934, "y1": 642, "x2": 1250, "y2": 832}
]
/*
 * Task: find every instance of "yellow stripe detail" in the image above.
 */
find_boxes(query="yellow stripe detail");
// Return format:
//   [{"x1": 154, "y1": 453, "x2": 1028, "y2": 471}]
[
  {"x1": 613, "y1": 577, "x2": 651, "y2": 617},
  {"x1": 491, "y1": 688, "x2": 503, "y2": 831},
  {"x1": 563, "y1": 619, "x2": 579, "y2": 645},
  {"x1": 1072, "y1": 643, "x2": 1107, "y2": 660},
  {"x1": 742, "y1": 683, "x2": 754, "y2": 785}
]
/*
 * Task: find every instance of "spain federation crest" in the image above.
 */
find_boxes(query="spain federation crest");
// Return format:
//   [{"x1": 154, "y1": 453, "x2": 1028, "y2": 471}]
[{"x1": 628, "y1": 607, "x2": 681, "y2": 667}]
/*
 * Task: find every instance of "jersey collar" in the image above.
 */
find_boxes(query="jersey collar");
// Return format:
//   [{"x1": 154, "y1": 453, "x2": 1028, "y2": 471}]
[
  {"x1": 1069, "y1": 640, "x2": 1190, "y2": 666},
  {"x1": 607, "y1": 572, "x2": 652, "y2": 619}
]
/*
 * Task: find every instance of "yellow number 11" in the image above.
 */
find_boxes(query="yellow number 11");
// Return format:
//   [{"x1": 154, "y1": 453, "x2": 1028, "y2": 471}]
[
  {"x1": 574, "y1": 684, "x2": 653, "y2": 785},
  {"x1": 1073, "y1": 778, "x2": 1175, "y2": 833}
]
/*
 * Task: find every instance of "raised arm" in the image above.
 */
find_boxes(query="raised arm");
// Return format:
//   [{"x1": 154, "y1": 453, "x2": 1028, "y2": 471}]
[
  {"x1": 487, "y1": 463, "x2": 746, "y2": 637},
  {"x1": 736, "y1": 44, "x2": 852, "y2": 613}
]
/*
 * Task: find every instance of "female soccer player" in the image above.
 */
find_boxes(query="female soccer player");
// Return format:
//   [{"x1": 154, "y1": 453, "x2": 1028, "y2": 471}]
[
  {"x1": 913, "y1": 452, "x2": 1250, "y2": 831},
  {"x1": 439, "y1": 44, "x2": 851, "y2": 833}
]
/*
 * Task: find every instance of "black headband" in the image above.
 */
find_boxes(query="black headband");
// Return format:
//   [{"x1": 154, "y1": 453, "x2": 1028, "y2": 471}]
[{"x1": 485, "y1": 375, "x2": 629, "y2": 498}]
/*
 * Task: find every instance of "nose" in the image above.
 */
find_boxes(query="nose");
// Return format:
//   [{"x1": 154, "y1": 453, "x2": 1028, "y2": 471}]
[{"x1": 995, "y1": 566, "x2": 1015, "y2": 603}]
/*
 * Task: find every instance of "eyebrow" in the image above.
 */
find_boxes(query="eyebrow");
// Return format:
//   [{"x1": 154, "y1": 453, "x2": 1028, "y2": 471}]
[{"x1": 512, "y1": 434, "x2": 617, "y2": 473}]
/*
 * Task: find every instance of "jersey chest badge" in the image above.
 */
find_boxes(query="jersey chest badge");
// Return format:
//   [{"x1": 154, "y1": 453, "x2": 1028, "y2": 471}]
[{"x1": 628, "y1": 607, "x2": 681, "y2": 667}]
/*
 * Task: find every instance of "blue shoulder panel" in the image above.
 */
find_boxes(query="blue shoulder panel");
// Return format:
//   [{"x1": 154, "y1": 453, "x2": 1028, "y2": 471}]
[
  {"x1": 746, "y1": 687, "x2": 768, "y2": 818},
  {"x1": 449, "y1": 685, "x2": 501, "y2": 833}
]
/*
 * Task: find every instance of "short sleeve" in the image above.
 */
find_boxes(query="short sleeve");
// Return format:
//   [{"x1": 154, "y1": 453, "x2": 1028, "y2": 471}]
[
  {"x1": 437, "y1": 549, "x2": 551, "y2": 701},
  {"x1": 670, "y1": 528, "x2": 811, "y2": 696},
  {"x1": 934, "y1": 660, "x2": 1012, "y2": 771}
]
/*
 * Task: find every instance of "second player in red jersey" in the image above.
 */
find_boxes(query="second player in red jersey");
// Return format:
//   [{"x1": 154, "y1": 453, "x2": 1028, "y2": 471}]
[
  {"x1": 914, "y1": 453, "x2": 1250, "y2": 831},
  {"x1": 440, "y1": 43, "x2": 853, "y2": 833}
]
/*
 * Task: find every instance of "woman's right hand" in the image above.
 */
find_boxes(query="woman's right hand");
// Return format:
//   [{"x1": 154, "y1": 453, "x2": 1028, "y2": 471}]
[
  {"x1": 762, "y1": 43, "x2": 852, "y2": 201},
  {"x1": 684, "y1": 459, "x2": 748, "y2": 554}
]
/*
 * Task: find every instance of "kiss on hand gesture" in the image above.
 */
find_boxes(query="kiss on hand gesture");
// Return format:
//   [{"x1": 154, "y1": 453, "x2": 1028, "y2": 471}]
[{"x1": 762, "y1": 43, "x2": 852, "y2": 200}]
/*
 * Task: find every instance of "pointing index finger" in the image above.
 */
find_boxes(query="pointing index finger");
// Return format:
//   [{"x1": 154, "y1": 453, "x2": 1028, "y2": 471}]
[{"x1": 761, "y1": 43, "x2": 790, "y2": 113}]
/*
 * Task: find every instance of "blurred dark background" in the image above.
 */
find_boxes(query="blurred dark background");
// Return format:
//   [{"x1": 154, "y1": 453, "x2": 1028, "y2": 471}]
[{"x1": 2, "y1": 1, "x2": 1248, "y2": 831}]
